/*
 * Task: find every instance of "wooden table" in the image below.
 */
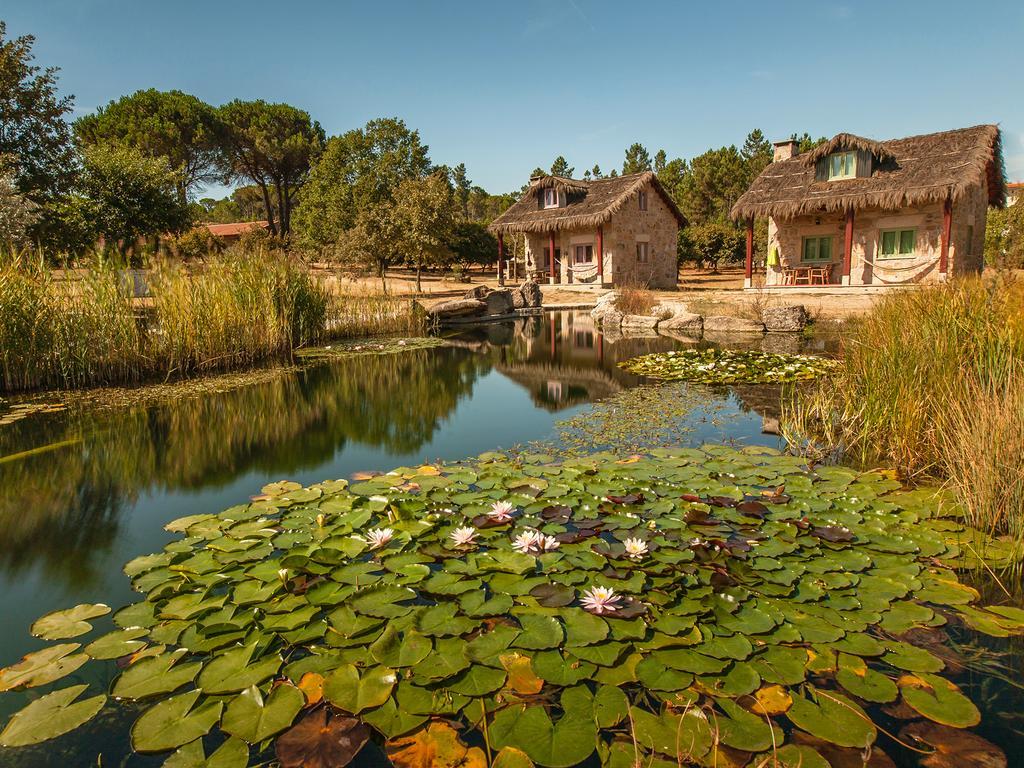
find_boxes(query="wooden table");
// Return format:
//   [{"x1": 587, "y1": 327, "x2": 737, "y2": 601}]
[{"x1": 782, "y1": 265, "x2": 833, "y2": 285}]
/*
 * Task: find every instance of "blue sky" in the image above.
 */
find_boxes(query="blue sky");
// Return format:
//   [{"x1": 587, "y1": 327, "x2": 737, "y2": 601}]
[{"x1": 5, "y1": 0, "x2": 1023, "y2": 197}]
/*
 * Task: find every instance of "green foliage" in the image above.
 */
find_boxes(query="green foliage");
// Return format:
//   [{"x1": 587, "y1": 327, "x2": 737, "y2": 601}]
[
  {"x1": 549, "y1": 156, "x2": 573, "y2": 178},
  {"x1": 621, "y1": 143, "x2": 652, "y2": 175},
  {"x1": 167, "y1": 226, "x2": 226, "y2": 260},
  {"x1": 0, "y1": 163, "x2": 39, "y2": 248},
  {"x1": 74, "y1": 89, "x2": 220, "y2": 200},
  {"x1": 294, "y1": 118, "x2": 430, "y2": 248},
  {"x1": 1, "y1": 445, "x2": 1018, "y2": 767},
  {"x1": 196, "y1": 185, "x2": 272, "y2": 224},
  {"x1": 449, "y1": 221, "x2": 497, "y2": 269},
  {"x1": 985, "y1": 202, "x2": 1024, "y2": 269},
  {"x1": 392, "y1": 172, "x2": 456, "y2": 284},
  {"x1": 215, "y1": 100, "x2": 325, "y2": 237},
  {"x1": 678, "y1": 220, "x2": 745, "y2": 270},
  {"x1": 71, "y1": 144, "x2": 191, "y2": 247},
  {"x1": 619, "y1": 349, "x2": 839, "y2": 384},
  {"x1": 0, "y1": 22, "x2": 75, "y2": 206}
]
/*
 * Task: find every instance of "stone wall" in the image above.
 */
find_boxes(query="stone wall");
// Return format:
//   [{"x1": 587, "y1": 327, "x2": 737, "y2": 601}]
[
  {"x1": 522, "y1": 180, "x2": 679, "y2": 289},
  {"x1": 765, "y1": 187, "x2": 988, "y2": 287}
]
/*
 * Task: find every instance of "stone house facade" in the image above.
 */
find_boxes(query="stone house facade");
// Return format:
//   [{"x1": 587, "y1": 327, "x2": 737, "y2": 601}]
[
  {"x1": 732, "y1": 125, "x2": 1004, "y2": 288},
  {"x1": 489, "y1": 172, "x2": 686, "y2": 290}
]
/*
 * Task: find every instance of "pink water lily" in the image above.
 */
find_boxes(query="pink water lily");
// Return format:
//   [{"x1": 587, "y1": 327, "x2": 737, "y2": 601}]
[
  {"x1": 581, "y1": 586, "x2": 622, "y2": 615},
  {"x1": 511, "y1": 529, "x2": 541, "y2": 553},
  {"x1": 488, "y1": 501, "x2": 516, "y2": 522},
  {"x1": 539, "y1": 534, "x2": 561, "y2": 552},
  {"x1": 449, "y1": 526, "x2": 478, "y2": 548},
  {"x1": 361, "y1": 527, "x2": 394, "y2": 550},
  {"x1": 623, "y1": 537, "x2": 649, "y2": 560}
]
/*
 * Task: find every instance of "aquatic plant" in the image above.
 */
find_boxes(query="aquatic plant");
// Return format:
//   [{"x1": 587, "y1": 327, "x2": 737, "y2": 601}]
[
  {"x1": 619, "y1": 349, "x2": 838, "y2": 384},
  {"x1": 0, "y1": 446, "x2": 1020, "y2": 767}
]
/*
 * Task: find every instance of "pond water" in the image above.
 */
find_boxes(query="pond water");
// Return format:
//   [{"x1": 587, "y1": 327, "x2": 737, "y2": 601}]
[{"x1": 0, "y1": 311, "x2": 1019, "y2": 767}]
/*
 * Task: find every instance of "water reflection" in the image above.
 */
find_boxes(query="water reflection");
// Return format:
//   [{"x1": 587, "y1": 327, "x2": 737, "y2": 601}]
[{"x1": 0, "y1": 311, "x2": 831, "y2": 661}]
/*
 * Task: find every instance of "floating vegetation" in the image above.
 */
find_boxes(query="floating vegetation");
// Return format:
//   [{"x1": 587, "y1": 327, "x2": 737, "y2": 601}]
[
  {"x1": 0, "y1": 402, "x2": 66, "y2": 427},
  {"x1": 1, "y1": 446, "x2": 1020, "y2": 767},
  {"x1": 295, "y1": 337, "x2": 447, "y2": 359},
  {"x1": 544, "y1": 382, "x2": 736, "y2": 455},
  {"x1": 619, "y1": 349, "x2": 839, "y2": 384}
]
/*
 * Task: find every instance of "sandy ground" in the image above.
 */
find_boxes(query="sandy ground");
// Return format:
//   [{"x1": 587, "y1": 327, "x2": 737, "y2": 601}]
[{"x1": 320, "y1": 266, "x2": 882, "y2": 320}]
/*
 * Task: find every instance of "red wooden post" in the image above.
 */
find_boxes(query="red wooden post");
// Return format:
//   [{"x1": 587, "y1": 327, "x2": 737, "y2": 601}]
[
  {"x1": 497, "y1": 234, "x2": 505, "y2": 286},
  {"x1": 596, "y1": 225, "x2": 605, "y2": 287},
  {"x1": 939, "y1": 197, "x2": 952, "y2": 275},
  {"x1": 843, "y1": 207, "x2": 854, "y2": 284},
  {"x1": 549, "y1": 231, "x2": 556, "y2": 284},
  {"x1": 744, "y1": 217, "x2": 754, "y2": 286}
]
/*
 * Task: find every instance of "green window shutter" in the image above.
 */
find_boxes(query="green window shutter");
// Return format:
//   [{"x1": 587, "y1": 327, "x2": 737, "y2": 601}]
[
  {"x1": 898, "y1": 230, "x2": 915, "y2": 254},
  {"x1": 803, "y1": 238, "x2": 815, "y2": 261},
  {"x1": 881, "y1": 231, "x2": 896, "y2": 255},
  {"x1": 820, "y1": 237, "x2": 832, "y2": 261}
]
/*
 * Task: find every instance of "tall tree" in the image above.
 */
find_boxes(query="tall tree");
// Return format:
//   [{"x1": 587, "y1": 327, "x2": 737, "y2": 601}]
[
  {"x1": 0, "y1": 161, "x2": 38, "y2": 248},
  {"x1": 741, "y1": 129, "x2": 773, "y2": 181},
  {"x1": 622, "y1": 143, "x2": 652, "y2": 175},
  {"x1": 676, "y1": 145, "x2": 749, "y2": 224},
  {"x1": 215, "y1": 100, "x2": 325, "y2": 238},
  {"x1": 590, "y1": 164, "x2": 603, "y2": 179},
  {"x1": 791, "y1": 132, "x2": 828, "y2": 153},
  {"x1": 0, "y1": 21, "x2": 75, "y2": 243},
  {"x1": 393, "y1": 171, "x2": 456, "y2": 292},
  {"x1": 550, "y1": 156, "x2": 574, "y2": 177},
  {"x1": 654, "y1": 149, "x2": 667, "y2": 175},
  {"x1": 294, "y1": 117, "x2": 430, "y2": 247},
  {"x1": 451, "y1": 162, "x2": 471, "y2": 219},
  {"x1": 74, "y1": 89, "x2": 219, "y2": 201}
]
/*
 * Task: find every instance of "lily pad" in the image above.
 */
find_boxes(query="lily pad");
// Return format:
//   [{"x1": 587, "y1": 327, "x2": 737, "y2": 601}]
[
  {"x1": 30, "y1": 603, "x2": 110, "y2": 640},
  {"x1": 0, "y1": 684, "x2": 107, "y2": 747}
]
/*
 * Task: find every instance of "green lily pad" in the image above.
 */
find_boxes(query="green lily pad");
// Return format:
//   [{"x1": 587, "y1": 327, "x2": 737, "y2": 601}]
[
  {"x1": 323, "y1": 664, "x2": 397, "y2": 713},
  {"x1": 0, "y1": 684, "x2": 107, "y2": 747},
  {"x1": 786, "y1": 687, "x2": 877, "y2": 749},
  {"x1": 898, "y1": 673, "x2": 980, "y2": 727},
  {"x1": 221, "y1": 683, "x2": 305, "y2": 743},
  {"x1": 30, "y1": 604, "x2": 111, "y2": 640},
  {"x1": 130, "y1": 689, "x2": 223, "y2": 753}
]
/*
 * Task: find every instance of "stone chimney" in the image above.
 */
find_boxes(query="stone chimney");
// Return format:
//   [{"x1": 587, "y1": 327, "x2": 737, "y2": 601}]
[{"x1": 773, "y1": 139, "x2": 799, "y2": 162}]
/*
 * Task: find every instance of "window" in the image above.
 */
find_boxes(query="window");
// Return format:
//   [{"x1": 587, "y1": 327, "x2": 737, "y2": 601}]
[
  {"x1": 638, "y1": 190, "x2": 648, "y2": 211},
  {"x1": 573, "y1": 330, "x2": 594, "y2": 349},
  {"x1": 827, "y1": 151, "x2": 857, "y2": 180},
  {"x1": 879, "y1": 228, "x2": 916, "y2": 258},
  {"x1": 636, "y1": 242, "x2": 649, "y2": 263},
  {"x1": 802, "y1": 236, "x2": 833, "y2": 262},
  {"x1": 573, "y1": 244, "x2": 593, "y2": 265},
  {"x1": 543, "y1": 188, "x2": 560, "y2": 208}
]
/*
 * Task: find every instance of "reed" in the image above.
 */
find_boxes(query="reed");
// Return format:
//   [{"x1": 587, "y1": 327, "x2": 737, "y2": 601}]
[
  {"x1": 784, "y1": 275, "x2": 1024, "y2": 546},
  {"x1": 0, "y1": 248, "x2": 425, "y2": 393}
]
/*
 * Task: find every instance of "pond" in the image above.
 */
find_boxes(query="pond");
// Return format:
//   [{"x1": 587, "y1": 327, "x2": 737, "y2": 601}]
[{"x1": 0, "y1": 311, "x2": 1019, "y2": 767}]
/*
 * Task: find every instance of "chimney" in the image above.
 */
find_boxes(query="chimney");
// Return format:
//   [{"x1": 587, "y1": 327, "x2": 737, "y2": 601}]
[{"x1": 773, "y1": 139, "x2": 799, "y2": 162}]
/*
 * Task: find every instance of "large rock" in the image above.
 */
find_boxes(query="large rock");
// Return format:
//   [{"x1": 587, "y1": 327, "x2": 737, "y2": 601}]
[
  {"x1": 703, "y1": 315, "x2": 765, "y2": 334},
  {"x1": 518, "y1": 279, "x2": 543, "y2": 308},
  {"x1": 484, "y1": 289, "x2": 515, "y2": 316},
  {"x1": 463, "y1": 285, "x2": 491, "y2": 300},
  {"x1": 427, "y1": 298, "x2": 486, "y2": 319},
  {"x1": 652, "y1": 300, "x2": 688, "y2": 321},
  {"x1": 762, "y1": 305, "x2": 808, "y2": 332},
  {"x1": 621, "y1": 314, "x2": 660, "y2": 330},
  {"x1": 659, "y1": 311, "x2": 704, "y2": 335},
  {"x1": 510, "y1": 287, "x2": 528, "y2": 309},
  {"x1": 590, "y1": 291, "x2": 622, "y2": 327}
]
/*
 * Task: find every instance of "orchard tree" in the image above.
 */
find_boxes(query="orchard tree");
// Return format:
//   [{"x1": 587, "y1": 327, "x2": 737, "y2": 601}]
[
  {"x1": 622, "y1": 143, "x2": 652, "y2": 175},
  {"x1": 216, "y1": 100, "x2": 325, "y2": 238},
  {"x1": 294, "y1": 117, "x2": 429, "y2": 247},
  {"x1": 333, "y1": 200, "x2": 402, "y2": 293},
  {"x1": 679, "y1": 221, "x2": 745, "y2": 272},
  {"x1": 449, "y1": 221, "x2": 497, "y2": 272},
  {"x1": 75, "y1": 89, "x2": 220, "y2": 201}
]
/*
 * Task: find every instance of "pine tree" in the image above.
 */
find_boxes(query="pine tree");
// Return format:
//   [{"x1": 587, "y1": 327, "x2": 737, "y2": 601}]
[
  {"x1": 550, "y1": 156, "x2": 574, "y2": 177},
  {"x1": 590, "y1": 164, "x2": 603, "y2": 179},
  {"x1": 622, "y1": 143, "x2": 652, "y2": 174}
]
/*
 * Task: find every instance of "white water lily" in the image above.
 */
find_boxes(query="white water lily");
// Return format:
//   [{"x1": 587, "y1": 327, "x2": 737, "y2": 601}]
[
  {"x1": 361, "y1": 527, "x2": 395, "y2": 550},
  {"x1": 449, "y1": 526, "x2": 478, "y2": 548},
  {"x1": 623, "y1": 537, "x2": 649, "y2": 560},
  {"x1": 511, "y1": 529, "x2": 541, "y2": 553},
  {"x1": 316, "y1": 513, "x2": 326, "y2": 528},
  {"x1": 277, "y1": 568, "x2": 289, "y2": 583},
  {"x1": 581, "y1": 586, "x2": 622, "y2": 615},
  {"x1": 540, "y1": 535, "x2": 560, "y2": 551},
  {"x1": 488, "y1": 501, "x2": 516, "y2": 522}
]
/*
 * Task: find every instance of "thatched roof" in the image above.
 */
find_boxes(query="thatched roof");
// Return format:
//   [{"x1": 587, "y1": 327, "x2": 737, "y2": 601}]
[
  {"x1": 489, "y1": 171, "x2": 687, "y2": 235},
  {"x1": 731, "y1": 125, "x2": 1005, "y2": 220}
]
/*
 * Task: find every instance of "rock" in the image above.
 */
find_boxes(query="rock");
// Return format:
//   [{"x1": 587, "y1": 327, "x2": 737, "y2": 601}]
[
  {"x1": 518, "y1": 279, "x2": 543, "y2": 308},
  {"x1": 593, "y1": 308, "x2": 624, "y2": 328},
  {"x1": 659, "y1": 311, "x2": 704, "y2": 335},
  {"x1": 426, "y1": 298, "x2": 486, "y2": 319},
  {"x1": 484, "y1": 289, "x2": 514, "y2": 316},
  {"x1": 652, "y1": 300, "x2": 688, "y2": 321},
  {"x1": 510, "y1": 287, "x2": 528, "y2": 309},
  {"x1": 463, "y1": 285, "x2": 491, "y2": 300},
  {"x1": 703, "y1": 315, "x2": 765, "y2": 334},
  {"x1": 621, "y1": 314, "x2": 660, "y2": 330},
  {"x1": 762, "y1": 305, "x2": 808, "y2": 332}
]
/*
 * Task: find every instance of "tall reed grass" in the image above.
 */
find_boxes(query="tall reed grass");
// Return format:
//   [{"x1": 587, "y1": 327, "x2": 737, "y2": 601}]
[
  {"x1": 783, "y1": 275, "x2": 1024, "y2": 547},
  {"x1": 0, "y1": 249, "x2": 425, "y2": 392}
]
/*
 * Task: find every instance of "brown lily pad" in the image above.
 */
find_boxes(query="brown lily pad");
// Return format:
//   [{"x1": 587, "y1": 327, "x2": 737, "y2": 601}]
[
  {"x1": 899, "y1": 721, "x2": 1006, "y2": 768},
  {"x1": 276, "y1": 708, "x2": 369, "y2": 768}
]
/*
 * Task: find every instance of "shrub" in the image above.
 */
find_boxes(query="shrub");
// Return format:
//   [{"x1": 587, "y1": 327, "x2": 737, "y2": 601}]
[{"x1": 615, "y1": 285, "x2": 656, "y2": 316}]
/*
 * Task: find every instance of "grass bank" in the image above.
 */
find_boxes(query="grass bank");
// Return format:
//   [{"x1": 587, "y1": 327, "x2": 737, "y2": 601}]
[
  {"x1": 783, "y1": 276, "x2": 1024, "y2": 550},
  {"x1": 0, "y1": 250, "x2": 424, "y2": 393}
]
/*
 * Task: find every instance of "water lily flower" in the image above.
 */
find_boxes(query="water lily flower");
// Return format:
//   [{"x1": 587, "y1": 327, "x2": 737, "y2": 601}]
[
  {"x1": 623, "y1": 537, "x2": 649, "y2": 560},
  {"x1": 488, "y1": 501, "x2": 516, "y2": 522},
  {"x1": 512, "y1": 529, "x2": 541, "y2": 553},
  {"x1": 277, "y1": 568, "x2": 289, "y2": 583},
  {"x1": 581, "y1": 586, "x2": 622, "y2": 615},
  {"x1": 449, "y1": 526, "x2": 478, "y2": 548},
  {"x1": 540, "y1": 535, "x2": 561, "y2": 551},
  {"x1": 316, "y1": 513, "x2": 326, "y2": 528},
  {"x1": 361, "y1": 528, "x2": 395, "y2": 550}
]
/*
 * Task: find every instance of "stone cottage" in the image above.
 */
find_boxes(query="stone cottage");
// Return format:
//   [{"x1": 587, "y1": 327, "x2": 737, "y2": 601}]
[
  {"x1": 731, "y1": 125, "x2": 1005, "y2": 288},
  {"x1": 488, "y1": 172, "x2": 686, "y2": 289}
]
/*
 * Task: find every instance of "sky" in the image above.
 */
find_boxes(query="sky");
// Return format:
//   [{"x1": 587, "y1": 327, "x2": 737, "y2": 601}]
[{"x1": 5, "y1": 0, "x2": 1023, "y2": 198}]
